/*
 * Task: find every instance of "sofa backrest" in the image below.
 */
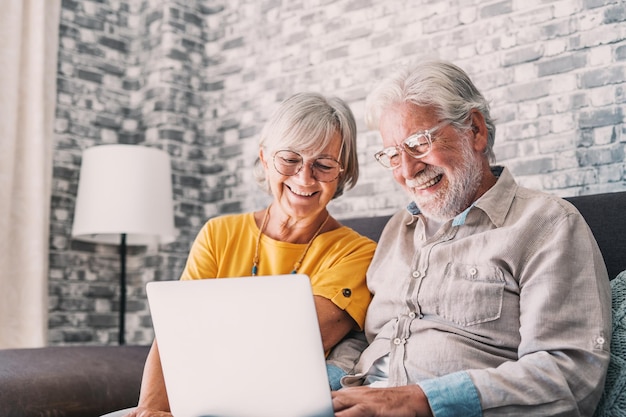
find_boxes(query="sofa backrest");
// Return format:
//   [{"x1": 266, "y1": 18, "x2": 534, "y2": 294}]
[
  {"x1": 565, "y1": 191, "x2": 626, "y2": 280},
  {"x1": 341, "y1": 191, "x2": 626, "y2": 280}
]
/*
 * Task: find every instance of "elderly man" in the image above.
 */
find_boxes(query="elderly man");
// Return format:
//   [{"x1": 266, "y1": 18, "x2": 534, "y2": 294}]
[{"x1": 330, "y1": 60, "x2": 611, "y2": 417}]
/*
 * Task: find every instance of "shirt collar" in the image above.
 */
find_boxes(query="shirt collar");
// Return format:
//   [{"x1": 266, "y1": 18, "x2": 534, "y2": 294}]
[{"x1": 405, "y1": 166, "x2": 516, "y2": 227}]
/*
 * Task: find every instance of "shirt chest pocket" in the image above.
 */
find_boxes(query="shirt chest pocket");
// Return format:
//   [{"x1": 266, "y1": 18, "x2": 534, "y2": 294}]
[{"x1": 435, "y1": 262, "x2": 505, "y2": 326}]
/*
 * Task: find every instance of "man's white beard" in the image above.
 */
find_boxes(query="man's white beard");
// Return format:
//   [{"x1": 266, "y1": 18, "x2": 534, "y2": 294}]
[{"x1": 407, "y1": 140, "x2": 483, "y2": 222}]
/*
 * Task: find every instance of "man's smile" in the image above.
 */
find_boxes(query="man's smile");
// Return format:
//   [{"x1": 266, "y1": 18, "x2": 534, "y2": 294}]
[{"x1": 408, "y1": 174, "x2": 443, "y2": 191}]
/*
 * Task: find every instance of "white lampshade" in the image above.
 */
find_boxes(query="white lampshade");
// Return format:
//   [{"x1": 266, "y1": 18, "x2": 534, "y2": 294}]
[{"x1": 72, "y1": 144, "x2": 176, "y2": 246}]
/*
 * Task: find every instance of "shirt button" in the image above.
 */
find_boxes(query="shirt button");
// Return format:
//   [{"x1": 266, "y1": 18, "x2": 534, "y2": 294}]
[
  {"x1": 408, "y1": 312, "x2": 416, "y2": 319},
  {"x1": 596, "y1": 336, "x2": 605, "y2": 345},
  {"x1": 393, "y1": 338, "x2": 405, "y2": 345},
  {"x1": 342, "y1": 288, "x2": 352, "y2": 297},
  {"x1": 412, "y1": 270, "x2": 421, "y2": 278},
  {"x1": 469, "y1": 267, "x2": 477, "y2": 276}
]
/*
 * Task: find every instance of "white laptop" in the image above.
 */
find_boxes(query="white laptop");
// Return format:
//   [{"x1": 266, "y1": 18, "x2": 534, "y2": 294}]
[{"x1": 146, "y1": 274, "x2": 334, "y2": 417}]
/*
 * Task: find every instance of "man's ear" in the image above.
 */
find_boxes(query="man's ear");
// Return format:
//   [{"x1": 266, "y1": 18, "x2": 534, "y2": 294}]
[{"x1": 469, "y1": 110, "x2": 488, "y2": 153}]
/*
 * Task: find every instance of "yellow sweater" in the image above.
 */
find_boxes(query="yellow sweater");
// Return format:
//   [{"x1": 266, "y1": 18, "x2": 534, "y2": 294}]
[{"x1": 180, "y1": 212, "x2": 376, "y2": 329}]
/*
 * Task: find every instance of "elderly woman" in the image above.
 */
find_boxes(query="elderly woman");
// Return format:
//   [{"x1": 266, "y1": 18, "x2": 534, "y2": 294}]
[{"x1": 127, "y1": 92, "x2": 376, "y2": 416}]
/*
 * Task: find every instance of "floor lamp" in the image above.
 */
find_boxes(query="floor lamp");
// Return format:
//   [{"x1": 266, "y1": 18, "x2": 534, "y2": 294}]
[{"x1": 71, "y1": 145, "x2": 176, "y2": 345}]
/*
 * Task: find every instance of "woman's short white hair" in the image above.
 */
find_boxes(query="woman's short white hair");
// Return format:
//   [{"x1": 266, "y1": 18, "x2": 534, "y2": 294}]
[{"x1": 254, "y1": 92, "x2": 359, "y2": 199}]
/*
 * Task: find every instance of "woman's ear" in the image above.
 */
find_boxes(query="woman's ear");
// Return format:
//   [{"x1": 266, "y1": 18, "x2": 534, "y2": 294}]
[
  {"x1": 469, "y1": 110, "x2": 488, "y2": 153},
  {"x1": 259, "y1": 148, "x2": 269, "y2": 170}
]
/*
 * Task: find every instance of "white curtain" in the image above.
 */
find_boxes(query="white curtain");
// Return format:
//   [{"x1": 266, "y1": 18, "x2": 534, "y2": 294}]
[{"x1": 0, "y1": 0, "x2": 61, "y2": 348}]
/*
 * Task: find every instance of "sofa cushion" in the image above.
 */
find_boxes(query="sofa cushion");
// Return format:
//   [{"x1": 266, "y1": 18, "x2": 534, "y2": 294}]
[
  {"x1": 0, "y1": 345, "x2": 149, "y2": 417},
  {"x1": 593, "y1": 270, "x2": 626, "y2": 417}
]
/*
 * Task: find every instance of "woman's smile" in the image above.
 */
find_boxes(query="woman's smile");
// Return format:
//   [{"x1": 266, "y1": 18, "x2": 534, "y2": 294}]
[{"x1": 285, "y1": 184, "x2": 318, "y2": 197}]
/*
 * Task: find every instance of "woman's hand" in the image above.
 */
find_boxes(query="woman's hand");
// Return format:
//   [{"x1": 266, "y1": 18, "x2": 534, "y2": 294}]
[{"x1": 332, "y1": 385, "x2": 434, "y2": 417}]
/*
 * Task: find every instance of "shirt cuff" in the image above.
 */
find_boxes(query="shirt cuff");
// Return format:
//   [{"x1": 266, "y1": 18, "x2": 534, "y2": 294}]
[
  {"x1": 417, "y1": 371, "x2": 482, "y2": 417},
  {"x1": 326, "y1": 363, "x2": 346, "y2": 391}
]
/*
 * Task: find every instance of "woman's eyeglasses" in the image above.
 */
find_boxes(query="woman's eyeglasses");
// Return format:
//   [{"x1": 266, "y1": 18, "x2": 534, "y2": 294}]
[{"x1": 273, "y1": 150, "x2": 343, "y2": 182}]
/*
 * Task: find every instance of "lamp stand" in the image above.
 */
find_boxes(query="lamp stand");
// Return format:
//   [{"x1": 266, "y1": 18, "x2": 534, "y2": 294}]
[{"x1": 119, "y1": 233, "x2": 127, "y2": 345}]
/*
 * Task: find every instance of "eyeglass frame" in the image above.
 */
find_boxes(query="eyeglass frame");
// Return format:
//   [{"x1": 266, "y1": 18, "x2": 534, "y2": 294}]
[
  {"x1": 272, "y1": 149, "x2": 344, "y2": 182},
  {"x1": 374, "y1": 121, "x2": 451, "y2": 169}
]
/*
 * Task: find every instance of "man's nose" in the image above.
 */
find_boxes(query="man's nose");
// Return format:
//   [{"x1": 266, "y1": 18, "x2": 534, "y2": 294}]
[{"x1": 399, "y1": 151, "x2": 425, "y2": 180}]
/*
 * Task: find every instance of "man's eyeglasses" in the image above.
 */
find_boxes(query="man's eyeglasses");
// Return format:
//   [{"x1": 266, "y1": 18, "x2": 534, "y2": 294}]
[
  {"x1": 273, "y1": 150, "x2": 344, "y2": 182},
  {"x1": 374, "y1": 121, "x2": 450, "y2": 169}
]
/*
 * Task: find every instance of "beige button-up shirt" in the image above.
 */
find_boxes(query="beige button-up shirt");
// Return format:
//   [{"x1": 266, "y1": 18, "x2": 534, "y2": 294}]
[{"x1": 343, "y1": 167, "x2": 611, "y2": 416}]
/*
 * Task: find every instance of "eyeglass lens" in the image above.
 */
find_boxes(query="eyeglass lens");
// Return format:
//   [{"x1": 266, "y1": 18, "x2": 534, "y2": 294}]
[
  {"x1": 375, "y1": 132, "x2": 432, "y2": 168},
  {"x1": 273, "y1": 150, "x2": 342, "y2": 182}
]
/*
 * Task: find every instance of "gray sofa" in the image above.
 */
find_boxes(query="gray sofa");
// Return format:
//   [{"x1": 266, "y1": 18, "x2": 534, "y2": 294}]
[{"x1": 1, "y1": 191, "x2": 625, "y2": 417}]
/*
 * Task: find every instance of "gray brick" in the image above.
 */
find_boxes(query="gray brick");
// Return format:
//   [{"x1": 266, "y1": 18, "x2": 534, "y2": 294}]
[
  {"x1": 217, "y1": 118, "x2": 240, "y2": 131},
  {"x1": 238, "y1": 126, "x2": 256, "y2": 139},
  {"x1": 493, "y1": 142, "x2": 519, "y2": 161},
  {"x1": 509, "y1": 156, "x2": 555, "y2": 175},
  {"x1": 537, "y1": 54, "x2": 587, "y2": 77},
  {"x1": 98, "y1": 62, "x2": 125, "y2": 76},
  {"x1": 146, "y1": 10, "x2": 163, "y2": 25},
  {"x1": 583, "y1": 0, "x2": 619, "y2": 9},
  {"x1": 576, "y1": 145, "x2": 625, "y2": 166},
  {"x1": 617, "y1": 85, "x2": 626, "y2": 103},
  {"x1": 179, "y1": 202, "x2": 206, "y2": 217},
  {"x1": 203, "y1": 80, "x2": 224, "y2": 91},
  {"x1": 541, "y1": 19, "x2": 575, "y2": 39},
  {"x1": 75, "y1": 15, "x2": 105, "y2": 30},
  {"x1": 579, "y1": 66, "x2": 626, "y2": 88},
  {"x1": 62, "y1": 330, "x2": 94, "y2": 343},
  {"x1": 220, "y1": 201, "x2": 243, "y2": 214},
  {"x1": 542, "y1": 169, "x2": 598, "y2": 189},
  {"x1": 178, "y1": 175, "x2": 204, "y2": 188},
  {"x1": 94, "y1": 114, "x2": 121, "y2": 128},
  {"x1": 222, "y1": 37, "x2": 244, "y2": 50},
  {"x1": 167, "y1": 48, "x2": 189, "y2": 61},
  {"x1": 61, "y1": 0, "x2": 78, "y2": 10},
  {"x1": 503, "y1": 45, "x2": 543, "y2": 67},
  {"x1": 87, "y1": 285, "x2": 116, "y2": 298},
  {"x1": 479, "y1": 0, "x2": 513, "y2": 18},
  {"x1": 60, "y1": 297, "x2": 94, "y2": 311},
  {"x1": 182, "y1": 38, "x2": 204, "y2": 53},
  {"x1": 344, "y1": 0, "x2": 374, "y2": 12},
  {"x1": 88, "y1": 314, "x2": 118, "y2": 328},
  {"x1": 59, "y1": 24, "x2": 80, "y2": 40},
  {"x1": 119, "y1": 131, "x2": 144, "y2": 144},
  {"x1": 184, "y1": 11, "x2": 203, "y2": 27},
  {"x1": 98, "y1": 36, "x2": 128, "y2": 52},
  {"x1": 578, "y1": 107, "x2": 624, "y2": 129},
  {"x1": 507, "y1": 80, "x2": 551, "y2": 101},
  {"x1": 53, "y1": 166, "x2": 77, "y2": 180},
  {"x1": 218, "y1": 144, "x2": 242, "y2": 159},
  {"x1": 326, "y1": 45, "x2": 349, "y2": 60},
  {"x1": 198, "y1": 164, "x2": 224, "y2": 177},
  {"x1": 571, "y1": 93, "x2": 589, "y2": 109},
  {"x1": 603, "y1": 4, "x2": 626, "y2": 23},
  {"x1": 77, "y1": 69, "x2": 103, "y2": 83},
  {"x1": 77, "y1": 43, "x2": 105, "y2": 57},
  {"x1": 159, "y1": 129, "x2": 185, "y2": 141},
  {"x1": 371, "y1": 32, "x2": 395, "y2": 49}
]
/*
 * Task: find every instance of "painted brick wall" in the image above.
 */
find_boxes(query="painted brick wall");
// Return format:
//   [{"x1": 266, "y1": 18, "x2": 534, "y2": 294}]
[{"x1": 50, "y1": 0, "x2": 626, "y2": 345}]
